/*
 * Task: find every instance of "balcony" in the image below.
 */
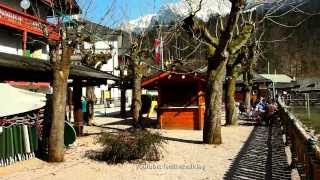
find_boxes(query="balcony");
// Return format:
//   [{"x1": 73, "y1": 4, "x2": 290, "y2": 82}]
[{"x1": 0, "y1": 3, "x2": 60, "y2": 41}]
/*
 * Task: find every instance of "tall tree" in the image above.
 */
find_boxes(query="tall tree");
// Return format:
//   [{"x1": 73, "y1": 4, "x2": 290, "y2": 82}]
[
  {"x1": 129, "y1": 36, "x2": 151, "y2": 128},
  {"x1": 225, "y1": 50, "x2": 246, "y2": 125},
  {"x1": 128, "y1": 28, "x2": 160, "y2": 127},
  {"x1": 48, "y1": 17, "x2": 89, "y2": 161},
  {"x1": 48, "y1": 26, "x2": 82, "y2": 161},
  {"x1": 242, "y1": 44, "x2": 257, "y2": 109},
  {"x1": 49, "y1": 43, "x2": 73, "y2": 162},
  {"x1": 182, "y1": 0, "x2": 253, "y2": 144}
]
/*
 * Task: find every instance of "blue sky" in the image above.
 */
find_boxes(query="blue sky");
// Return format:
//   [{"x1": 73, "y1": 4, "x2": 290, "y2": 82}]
[{"x1": 77, "y1": 0, "x2": 179, "y2": 26}]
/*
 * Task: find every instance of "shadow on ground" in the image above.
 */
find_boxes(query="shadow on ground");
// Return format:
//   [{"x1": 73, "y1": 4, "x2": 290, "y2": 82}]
[
  {"x1": 224, "y1": 120, "x2": 294, "y2": 180},
  {"x1": 95, "y1": 110, "x2": 131, "y2": 118},
  {"x1": 162, "y1": 136, "x2": 203, "y2": 144},
  {"x1": 94, "y1": 112, "x2": 158, "y2": 130}
]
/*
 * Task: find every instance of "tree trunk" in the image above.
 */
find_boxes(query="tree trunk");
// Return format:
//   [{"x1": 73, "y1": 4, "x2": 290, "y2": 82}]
[
  {"x1": 181, "y1": 0, "x2": 246, "y2": 144},
  {"x1": 203, "y1": 60, "x2": 227, "y2": 144},
  {"x1": 86, "y1": 86, "x2": 95, "y2": 126},
  {"x1": 48, "y1": 47, "x2": 72, "y2": 162},
  {"x1": 67, "y1": 87, "x2": 73, "y2": 121},
  {"x1": 120, "y1": 69, "x2": 126, "y2": 117},
  {"x1": 244, "y1": 88, "x2": 251, "y2": 109},
  {"x1": 120, "y1": 88, "x2": 126, "y2": 117},
  {"x1": 225, "y1": 53, "x2": 245, "y2": 126},
  {"x1": 132, "y1": 63, "x2": 142, "y2": 128},
  {"x1": 243, "y1": 71, "x2": 253, "y2": 109},
  {"x1": 225, "y1": 68, "x2": 237, "y2": 125},
  {"x1": 73, "y1": 80, "x2": 83, "y2": 136}
]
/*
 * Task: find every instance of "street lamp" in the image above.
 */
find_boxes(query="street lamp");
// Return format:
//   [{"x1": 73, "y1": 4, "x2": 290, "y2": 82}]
[{"x1": 20, "y1": 0, "x2": 31, "y2": 10}]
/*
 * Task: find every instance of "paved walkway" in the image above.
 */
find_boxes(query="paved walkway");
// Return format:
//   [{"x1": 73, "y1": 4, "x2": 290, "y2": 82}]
[{"x1": 224, "y1": 119, "x2": 300, "y2": 180}]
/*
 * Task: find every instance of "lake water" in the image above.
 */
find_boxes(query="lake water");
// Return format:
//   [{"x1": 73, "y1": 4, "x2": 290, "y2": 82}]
[{"x1": 289, "y1": 106, "x2": 320, "y2": 134}]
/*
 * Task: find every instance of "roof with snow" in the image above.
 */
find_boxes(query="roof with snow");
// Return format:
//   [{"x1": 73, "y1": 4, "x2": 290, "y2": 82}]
[
  {"x1": 259, "y1": 74, "x2": 294, "y2": 83},
  {"x1": 293, "y1": 78, "x2": 320, "y2": 92}
]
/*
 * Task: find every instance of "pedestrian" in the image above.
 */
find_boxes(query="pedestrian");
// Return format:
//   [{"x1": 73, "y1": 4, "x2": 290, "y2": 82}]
[
  {"x1": 81, "y1": 97, "x2": 88, "y2": 125},
  {"x1": 266, "y1": 99, "x2": 278, "y2": 126},
  {"x1": 255, "y1": 97, "x2": 267, "y2": 125}
]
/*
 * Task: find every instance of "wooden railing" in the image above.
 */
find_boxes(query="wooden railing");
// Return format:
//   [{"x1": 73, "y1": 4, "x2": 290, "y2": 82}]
[
  {"x1": 0, "y1": 3, "x2": 60, "y2": 41},
  {"x1": 278, "y1": 101, "x2": 320, "y2": 179}
]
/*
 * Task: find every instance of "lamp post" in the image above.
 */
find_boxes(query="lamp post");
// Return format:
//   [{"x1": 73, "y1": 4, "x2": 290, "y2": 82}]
[
  {"x1": 20, "y1": 0, "x2": 31, "y2": 10},
  {"x1": 20, "y1": 0, "x2": 30, "y2": 56}
]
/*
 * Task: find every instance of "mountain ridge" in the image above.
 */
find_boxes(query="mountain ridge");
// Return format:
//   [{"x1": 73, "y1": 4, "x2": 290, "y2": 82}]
[{"x1": 119, "y1": 0, "x2": 306, "y2": 32}]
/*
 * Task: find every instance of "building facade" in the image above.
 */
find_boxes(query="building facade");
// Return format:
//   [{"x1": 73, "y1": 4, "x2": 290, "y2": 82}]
[
  {"x1": 71, "y1": 20, "x2": 131, "y2": 107},
  {"x1": 0, "y1": 0, "x2": 62, "y2": 60}
]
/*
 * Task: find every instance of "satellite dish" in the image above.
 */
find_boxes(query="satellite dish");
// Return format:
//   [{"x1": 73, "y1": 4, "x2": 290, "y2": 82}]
[{"x1": 20, "y1": 0, "x2": 31, "y2": 10}]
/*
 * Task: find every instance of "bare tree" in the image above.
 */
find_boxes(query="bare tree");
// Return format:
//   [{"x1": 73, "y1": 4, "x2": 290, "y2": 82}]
[
  {"x1": 48, "y1": 24, "x2": 84, "y2": 162},
  {"x1": 242, "y1": 43, "x2": 257, "y2": 109},
  {"x1": 182, "y1": 0, "x2": 253, "y2": 144},
  {"x1": 225, "y1": 48, "x2": 246, "y2": 125},
  {"x1": 224, "y1": 0, "x2": 314, "y2": 125},
  {"x1": 129, "y1": 35, "x2": 154, "y2": 128}
]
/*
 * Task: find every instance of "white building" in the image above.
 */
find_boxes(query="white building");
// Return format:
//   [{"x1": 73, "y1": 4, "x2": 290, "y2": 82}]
[{"x1": 77, "y1": 20, "x2": 132, "y2": 107}]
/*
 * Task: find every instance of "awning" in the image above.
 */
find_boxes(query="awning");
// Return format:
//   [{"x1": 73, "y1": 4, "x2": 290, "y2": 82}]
[
  {"x1": 0, "y1": 83, "x2": 46, "y2": 117},
  {"x1": 0, "y1": 52, "x2": 119, "y2": 85}
]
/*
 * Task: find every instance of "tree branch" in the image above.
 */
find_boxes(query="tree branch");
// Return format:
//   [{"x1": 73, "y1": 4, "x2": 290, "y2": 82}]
[
  {"x1": 182, "y1": 15, "x2": 219, "y2": 48},
  {"x1": 214, "y1": 0, "x2": 244, "y2": 57},
  {"x1": 228, "y1": 23, "x2": 254, "y2": 54}
]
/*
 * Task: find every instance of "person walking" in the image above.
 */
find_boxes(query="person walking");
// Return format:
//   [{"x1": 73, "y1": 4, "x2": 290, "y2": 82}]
[{"x1": 81, "y1": 97, "x2": 88, "y2": 125}]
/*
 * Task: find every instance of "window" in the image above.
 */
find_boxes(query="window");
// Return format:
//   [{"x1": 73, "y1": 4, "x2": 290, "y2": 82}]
[{"x1": 161, "y1": 83, "x2": 198, "y2": 107}]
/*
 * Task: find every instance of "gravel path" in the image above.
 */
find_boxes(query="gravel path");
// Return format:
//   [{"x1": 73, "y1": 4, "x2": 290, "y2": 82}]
[
  {"x1": 0, "y1": 115, "x2": 254, "y2": 180},
  {"x1": 0, "y1": 113, "x2": 299, "y2": 180}
]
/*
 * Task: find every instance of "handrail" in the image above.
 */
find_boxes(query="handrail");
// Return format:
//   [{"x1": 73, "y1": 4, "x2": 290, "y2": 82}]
[
  {"x1": 0, "y1": 3, "x2": 51, "y2": 25},
  {"x1": 278, "y1": 101, "x2": 320, "y2": 179},
  {"x1": 0, "y1": 2, "x2": 60, "y2": 40}
]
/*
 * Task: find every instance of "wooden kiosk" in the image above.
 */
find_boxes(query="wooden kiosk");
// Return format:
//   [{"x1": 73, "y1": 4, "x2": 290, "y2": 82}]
[{"x1": 142, "y1": 72, "x2": 206, "y2": 130}]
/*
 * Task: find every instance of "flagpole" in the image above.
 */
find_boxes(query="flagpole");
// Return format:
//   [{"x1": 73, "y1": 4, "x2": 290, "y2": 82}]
[{"x1": 160, "y1": 36, "x2": 164, "y2": 71}]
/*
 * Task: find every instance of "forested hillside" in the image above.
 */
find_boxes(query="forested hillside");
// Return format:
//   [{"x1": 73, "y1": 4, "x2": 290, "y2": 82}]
[{"x1": 253, "y1": 0, "x2": 320, "y2": 78}]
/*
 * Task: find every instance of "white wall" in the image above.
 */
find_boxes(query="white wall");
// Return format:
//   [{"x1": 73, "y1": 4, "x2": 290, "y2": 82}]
[
  {"x1": 83, "y1": 40, "x2": 124, "y2": 100},
  {"x1": 83, "y1": 40, "x2": 119, "y2": 75}
]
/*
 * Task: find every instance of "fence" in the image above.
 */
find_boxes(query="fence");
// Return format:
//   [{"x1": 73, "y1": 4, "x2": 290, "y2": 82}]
[
  {"x1": 0, "y1": 108, "x2": 44, "y2": 167},
  {"x1": 278, "y1": 102, "x2": 320, "y2": 179}
]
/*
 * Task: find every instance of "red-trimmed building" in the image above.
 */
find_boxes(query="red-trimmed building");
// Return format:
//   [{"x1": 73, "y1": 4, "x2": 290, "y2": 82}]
[
  {"x1": 0, "y1": 0, "x2": 79, "y2": 88},
  {"x1": 142, "y1": 72, "x2": 206, "y2": 130}
]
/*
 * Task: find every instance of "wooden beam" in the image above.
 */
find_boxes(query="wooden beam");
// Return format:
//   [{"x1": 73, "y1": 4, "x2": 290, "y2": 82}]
[
  {"x1": 73, "y1": 79, "x2": 83, "y2": 136},
  {"x1": 23, "y1": 31, "x2": 27, "y2": 56}
]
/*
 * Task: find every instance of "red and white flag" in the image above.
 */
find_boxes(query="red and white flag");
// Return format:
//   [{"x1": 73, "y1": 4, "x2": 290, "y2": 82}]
[{"x1": 154, "y1": 39, "x2": 161, "y2": 63}]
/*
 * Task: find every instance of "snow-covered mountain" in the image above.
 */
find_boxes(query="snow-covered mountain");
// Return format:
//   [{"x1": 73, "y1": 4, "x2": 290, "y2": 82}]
[
  {"x1": 121, "y1": 14, "x2": 158, "y2": 33},
  {"x1": 120, "y1": 0, "x2": 231, "y2": 32},
  {"x1": 120, "y1": 0, "x2": 308, "y2": 32}
]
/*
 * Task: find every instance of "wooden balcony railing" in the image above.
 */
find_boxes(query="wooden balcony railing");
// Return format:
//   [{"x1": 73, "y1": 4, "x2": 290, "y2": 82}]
[
  {"x1": 0, "y1": 3, "x2": 60, "y2": 41},
  {"x1": 278, "y1": 101, "x2": 320, "y2": 179}
]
